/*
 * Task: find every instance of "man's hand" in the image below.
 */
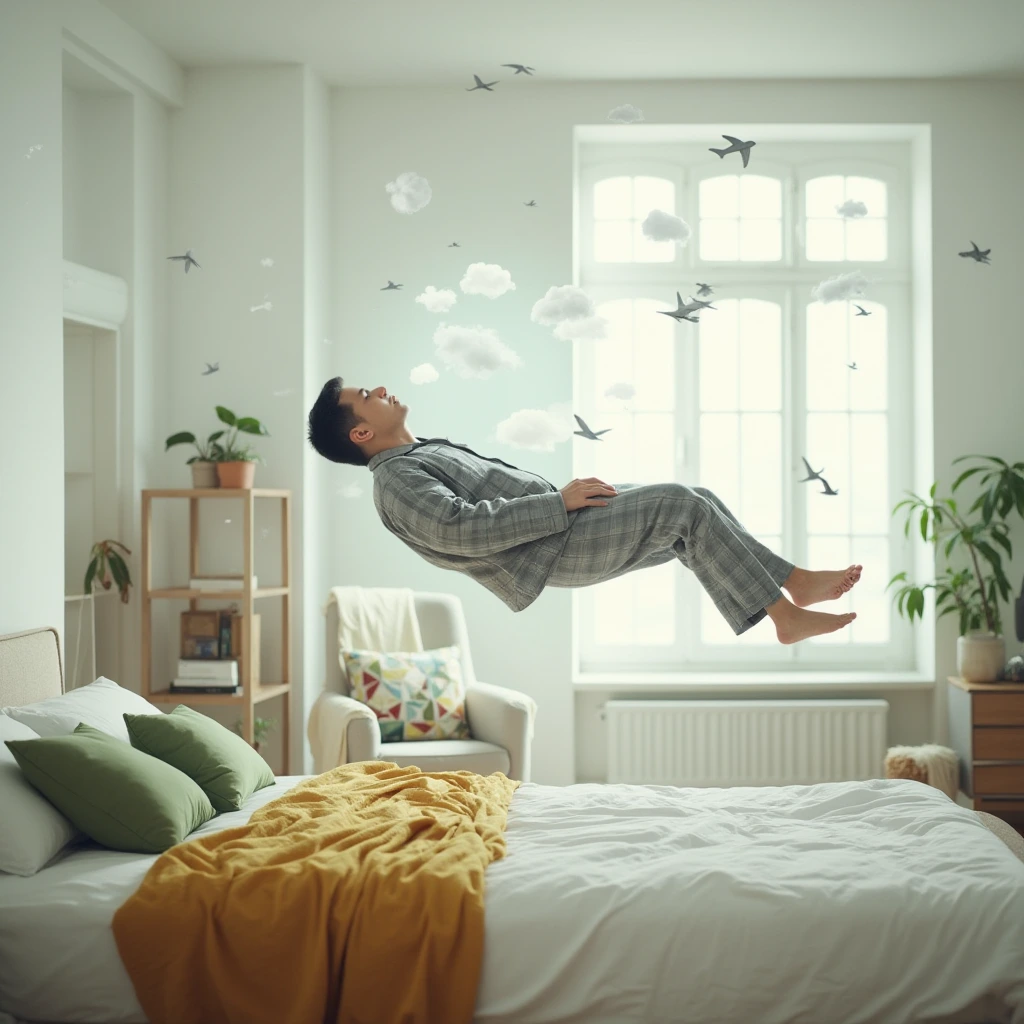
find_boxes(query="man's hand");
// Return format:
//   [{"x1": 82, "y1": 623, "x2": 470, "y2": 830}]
[{"x1": 560, "y1": 477, "x2": 618, "y2": 512}]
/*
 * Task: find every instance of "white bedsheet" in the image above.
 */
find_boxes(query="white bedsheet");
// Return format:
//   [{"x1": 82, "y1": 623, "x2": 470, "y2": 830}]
[
  {"x1": 1, "y1": 777, "x2": 1023, "y2": 1024},
  {"x1": 476, "y1": 778, "x2": 1024, "y2": 1024}
]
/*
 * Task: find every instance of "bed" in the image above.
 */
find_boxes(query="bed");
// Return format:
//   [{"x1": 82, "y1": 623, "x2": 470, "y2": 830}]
[{"x1": 1, "y1": 626, "x2": 1023, "y2": 1024}]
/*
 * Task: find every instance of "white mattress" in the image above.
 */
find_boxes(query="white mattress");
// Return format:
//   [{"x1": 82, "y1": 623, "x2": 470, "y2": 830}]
[{"x1": 1, "y1": 777, "x2": 1023, "y2": 1024}]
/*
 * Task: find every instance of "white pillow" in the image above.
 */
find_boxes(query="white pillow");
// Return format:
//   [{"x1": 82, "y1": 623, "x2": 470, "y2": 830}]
[
  {"x1": 0, "y1": 715, "x2": 82, "y2": 875},
  {"x1": 1, "y1": 676, "x2": 163, "y2": 744}
]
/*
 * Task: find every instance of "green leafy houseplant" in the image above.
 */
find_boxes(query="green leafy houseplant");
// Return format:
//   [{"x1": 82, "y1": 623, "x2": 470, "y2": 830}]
[
  {"x1": 210, "y1": 406, "x2": 269, "y2": 464},
  {"x1": 887, "y1": 455, "x2": 1024, "y2": 635},
  {"x1": 164, "y1": 428, "x2": 226, "y2": 465},
  {"x1": 84, "y1": 540, "x2": 133, "y2": 605},
  {"x1": 235, "y1": 717, "x2": 276, "y2": 751}
]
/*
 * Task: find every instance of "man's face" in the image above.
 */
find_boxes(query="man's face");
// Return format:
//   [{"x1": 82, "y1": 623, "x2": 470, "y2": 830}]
[{"x1": 339, "y1": 385, "x2": 407, "y2": 445}]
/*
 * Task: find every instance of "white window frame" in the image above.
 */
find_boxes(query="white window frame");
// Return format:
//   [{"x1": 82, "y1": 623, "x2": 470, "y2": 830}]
[{"x1": 576, "y1": 143, "x2": 915, "y2": 676}]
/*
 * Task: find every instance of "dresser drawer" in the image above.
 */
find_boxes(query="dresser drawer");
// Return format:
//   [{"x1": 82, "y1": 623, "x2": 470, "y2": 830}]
[
  {"x1": 973, "y1": 764, "x2": 1024, "y2": 794},
  {"x1": 973, "y1": 692, "x2": 1024, "y2": 726},
  {"x1": 973, "y1": 728, "x2": 1024, "y2": 759},
  {"x1": 974, "y1": 795, "x2": 1024, "y2": 816}
]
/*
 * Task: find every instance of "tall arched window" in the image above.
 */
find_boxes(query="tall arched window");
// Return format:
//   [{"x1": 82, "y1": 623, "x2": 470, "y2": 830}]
[
  {"x1": 805, "y1": 175, "x2": 888, "y2": 261},
  {"x1": 698, "y1": 175, "x2": 782, "y2": 261},
  {"x1": 592, "y1": 175, "x2": 677, "y2": 263}
]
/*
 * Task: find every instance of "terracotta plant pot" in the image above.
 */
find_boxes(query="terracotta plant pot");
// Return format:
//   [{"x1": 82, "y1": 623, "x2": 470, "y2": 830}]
[
  {"x1": 216, "y1": 461, "x2": 256, "y2": 489},
  {"x1": 957, "y1": 631, "x2": 1005, "y2": 683},
  {"x1": 190, "y1": 461, "x2": 219, "y2": 489}
]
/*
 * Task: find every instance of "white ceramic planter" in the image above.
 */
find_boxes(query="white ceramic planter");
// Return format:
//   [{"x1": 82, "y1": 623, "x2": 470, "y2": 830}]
[
  {"x1": 957, "y1": 631, "x2": 1005, "y2": 683},
  {"x1": 190, "y1": 461, "x2": 219, "y2": 489}
]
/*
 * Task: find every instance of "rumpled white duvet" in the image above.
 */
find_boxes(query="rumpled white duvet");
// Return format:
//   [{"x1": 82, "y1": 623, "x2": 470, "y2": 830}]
[{"x1": 1, "y1": 777, "x2": 1022, "y2": 1024}]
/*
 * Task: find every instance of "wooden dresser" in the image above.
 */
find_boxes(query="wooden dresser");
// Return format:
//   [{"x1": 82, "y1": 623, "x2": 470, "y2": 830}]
[{"x1": 947, "y1": 676, "x2": 1024, "y2": 831}]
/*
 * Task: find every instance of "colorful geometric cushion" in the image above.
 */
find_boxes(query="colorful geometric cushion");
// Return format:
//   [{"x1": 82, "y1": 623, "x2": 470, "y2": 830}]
[{"x1": 342, "y1": 645, "x2": 470, "y2": 743}]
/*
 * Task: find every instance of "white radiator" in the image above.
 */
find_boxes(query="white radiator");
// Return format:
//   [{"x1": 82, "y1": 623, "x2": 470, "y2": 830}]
[{"x1": 606, "y1": 699, "x2": 889, "y2": 786}]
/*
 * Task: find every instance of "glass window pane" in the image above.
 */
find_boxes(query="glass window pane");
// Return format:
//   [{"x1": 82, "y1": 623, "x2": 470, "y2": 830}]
[
  {"x1": 806, "y1": 175, "x2": 843, "y2": 217},
  {"x1": 740, "y1": 176, "x2": 782, "y2": 218},
  {"x1": 634, "y1": 176, "x2": 675, "y2": 218},
  {"x1": 849, "y1": 305, "x2": 887, "y2": 410},
  {"x1": 700, "y1": 219, "x2": 739, "y2": 261},
  {"x1": 849, "y1": 536, "x2": 890, "y2": 643},
  {"x1": 739, "y1": 219, "x2": 782, "y2": 261},
  {"x1": 850, "y1": 413, "x2": 889, "y2": 534},
  {"x1": 589, "y1": 410, "x2": 633, "y2": 483},
  {"x1": 806, "y1": 302, "x2": 849, "y2": 411},
  {"x1": 594, "y1": 300, "x2": 634, "y2": 410},
  {"x1": 634, "y1": 561, "x2": 676, "y2": 645},
  {"x1": 700, "y1": 175, "x2": 739, "y2": 218},
  {"x1": 594, "y1": 220, "x2": 632, "y2": 262},
  {"x1": 633, "y1": 221, "x2": 676, "y2": 263},
  {"x1": 594, "y1": 573, "x2": 633, "y2": 645},
  {"x1": 846, "y1": 176, "x2": 887, "y2": 217},
  {"x1": 699, "y1": 301, "x2": 739, "y2": 411},
  {"x1": 634, "y1": 413, "x2": 675, "y2": 481},
  {"x1": 700, "y1": 412, "x2": 739, "y2": 512},
  {"x1": 806, "y1": 219, "x2": 845, "y2": 261},
  {"x1": 738, "y1": 300, "x2": 781, "y2": 410},
  {"x1": 806, "y1": 536, "x2": 852, "y2": 644},
  {"x1": 740, "y1": 413, "x2": 782, "y2": 535},
  {"x1": 846, "y1": 218, "x2": 887, "y2": 261},
  {"x1": 805, "y1": 413, "x2": 850, "y2": 535},
  {"x1": 633, "y1": 299, "x2": 674, "y2": 409},
  {"x1": 594, "y1": 176, "x2": 632, "y2": 220}
]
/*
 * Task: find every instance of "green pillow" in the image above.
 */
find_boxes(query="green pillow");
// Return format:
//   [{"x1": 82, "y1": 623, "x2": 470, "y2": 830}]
[
  {"x1": 124, "y1": 705, "x2": 275, "y2": 813},
  {"x1": 4, "y1": 722, "x2": 215, "y2": 854}
]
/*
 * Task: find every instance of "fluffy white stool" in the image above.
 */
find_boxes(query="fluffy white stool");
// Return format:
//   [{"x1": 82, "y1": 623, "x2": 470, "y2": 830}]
[{"x1": 884, "y1": 744, "x2": 960, "y2": 800}]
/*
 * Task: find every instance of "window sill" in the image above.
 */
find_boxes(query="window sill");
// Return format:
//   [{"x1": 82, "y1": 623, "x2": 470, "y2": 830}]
[{"x1": 572, "y1": 671, "x2": 935, "y2": 692}]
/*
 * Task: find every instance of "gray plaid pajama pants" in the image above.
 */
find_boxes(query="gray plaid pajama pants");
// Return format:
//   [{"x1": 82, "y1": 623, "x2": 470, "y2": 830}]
[{"x1": 545, "y1": 483, "x2": 795, "y2": 635}]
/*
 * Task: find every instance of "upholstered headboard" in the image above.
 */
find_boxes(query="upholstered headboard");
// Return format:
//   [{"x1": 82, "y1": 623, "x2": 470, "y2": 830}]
[{"x1": 0, "y1": 627, "x2": 64, "y2": 708}]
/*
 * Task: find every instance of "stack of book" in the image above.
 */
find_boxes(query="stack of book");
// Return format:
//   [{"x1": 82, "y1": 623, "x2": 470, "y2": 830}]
[{"x1": 171, "y1": 659, "x2": 240, "y2": 695}]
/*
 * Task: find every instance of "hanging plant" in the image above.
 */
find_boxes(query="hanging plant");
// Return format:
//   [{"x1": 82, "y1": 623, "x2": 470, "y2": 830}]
[{"x1": 84, "y1": 540, "x2": 133, "y2": 604}]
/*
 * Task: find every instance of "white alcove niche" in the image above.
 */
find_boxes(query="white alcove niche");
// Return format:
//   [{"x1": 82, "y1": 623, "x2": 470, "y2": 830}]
[{"x1": 63, "y1": 259, "x2": 128, "y2": 689}]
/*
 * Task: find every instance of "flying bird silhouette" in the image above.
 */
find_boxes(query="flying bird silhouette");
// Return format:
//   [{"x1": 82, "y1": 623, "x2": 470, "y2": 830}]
[
  {"x1": 658, "y1": 291, "x2": 702, "y2": 323},
  {"x1": 502, "y1": 64, "x2": 535, "y2": 75},
  {"x1": 847, "y1": 361, "x2": 858, "y2": 370},
  {"x1": 709, "y1": 134, "x2": 756, "y2": 168},
  {"x1": 854, "y1": 305, "x2": 871, "y2": 316},
  {"x1": 201, "y1": 362, "x2": 219, "y2": 376},
  {"x1": 466, "y1": 74, "x2": 498, "y2": 92},
  {"x1": 167, "y1": 249, "x2": 201, "y2": 273},
  {"x1": 380, "y1": 280, "x2": 403, "y2": 290},
  {"x1": 798, "y1": 456, "x2": 825, "y2": 483},
  {"x1": 958, "y1": 241, "x2": 991, "y2": 264},
  {"x1": 448, "y1": 242, "x2": 461, "y2": 247},
  {"x1": 696, "y1": 283, "x2": 714, "y2": 297},
  {"x1": 573, "y1": 414, "x2": 612, "y2": 440},
  {"x1": 685, "y1": 297, "x2": 717, "y2": 311},
  {"x1": 819, "y1": 478, "x2": 840, "y2": 496},
  {"x1": 524, "y1": 200, "x2": 537, "y2": 207}
]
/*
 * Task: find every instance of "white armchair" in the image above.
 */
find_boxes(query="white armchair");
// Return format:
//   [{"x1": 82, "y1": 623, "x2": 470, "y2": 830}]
[{"x1": 311, "y1": 590, "x2": 535, "y2": 780}]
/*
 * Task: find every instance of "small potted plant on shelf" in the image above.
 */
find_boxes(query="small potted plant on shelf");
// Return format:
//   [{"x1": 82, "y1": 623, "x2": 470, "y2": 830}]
[
  {"x1": 164, "y1": 427, "x2": 226, "y2": 488},
  {"x1": 887, "y1": 453, "x2": 1024, "y2": 682},
  {"x1": 84, "y1": 540, "x2": 133, "y2": 604},
  {"x1": 235, "y1": 716, "x2": 276, "y2": 754},
  {"x1": 212, "y1": 405, "x2": 269, "y2": 489}
]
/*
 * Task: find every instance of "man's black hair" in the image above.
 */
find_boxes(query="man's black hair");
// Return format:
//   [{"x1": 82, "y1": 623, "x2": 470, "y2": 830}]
[{"x1": 307, "y1": 376, "x2": 369, "y2": 467}]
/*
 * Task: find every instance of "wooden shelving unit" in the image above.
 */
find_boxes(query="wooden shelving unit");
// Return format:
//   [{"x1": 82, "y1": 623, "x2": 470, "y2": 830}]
[{"x1": 140, "y1": 488, "x2": 291, "y2": 773}]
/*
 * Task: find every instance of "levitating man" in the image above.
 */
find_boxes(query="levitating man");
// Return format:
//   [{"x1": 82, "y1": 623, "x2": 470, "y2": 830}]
[{"x1": 307, "y1": 378, "x2": 862, "y2": 643}]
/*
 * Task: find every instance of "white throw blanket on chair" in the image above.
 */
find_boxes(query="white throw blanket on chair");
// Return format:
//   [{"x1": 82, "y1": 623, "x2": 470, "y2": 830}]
[{"x1": 307, "y1": 586, "x2": 424, "y2": 772}]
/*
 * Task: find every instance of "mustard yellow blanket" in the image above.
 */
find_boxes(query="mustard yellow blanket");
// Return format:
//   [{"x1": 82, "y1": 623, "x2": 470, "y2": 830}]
[{"x1": 112, "y1": 762, "x2": 520, "y2": 1024}]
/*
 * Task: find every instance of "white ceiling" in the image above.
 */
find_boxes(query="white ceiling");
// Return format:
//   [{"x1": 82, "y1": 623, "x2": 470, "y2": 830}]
[{"x1": 98, "y1": 0, "x2": 1024, "y2": 87}]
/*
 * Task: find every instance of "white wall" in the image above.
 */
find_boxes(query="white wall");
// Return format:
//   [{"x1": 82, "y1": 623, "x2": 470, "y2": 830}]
[
  {"x1": 0, "y1": 1, "x2": 67, "y2": 639},
  {"x1": 0, "y1": 0, "x2": 175, "y2": 676},
  {"x1": 330, "y1": 78, "x2": 1024, "y2": 784},
  {"x1": 165, "y1": 65, "x2": 329, "y2": 771}
]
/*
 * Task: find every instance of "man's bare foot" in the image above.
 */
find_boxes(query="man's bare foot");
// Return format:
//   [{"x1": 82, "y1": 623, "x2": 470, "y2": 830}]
[
  {"x1": 765, "y1": 594, "x2": 857, "y2": 644},
  {"x1": 783, "y1": 564, "x2": 862, "y2": 608}
]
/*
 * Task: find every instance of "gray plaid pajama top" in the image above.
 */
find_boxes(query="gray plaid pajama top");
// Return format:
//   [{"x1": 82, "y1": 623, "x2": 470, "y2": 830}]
[{"x1": 369, "y1": 437, "x2": 580, "y2": 612}]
